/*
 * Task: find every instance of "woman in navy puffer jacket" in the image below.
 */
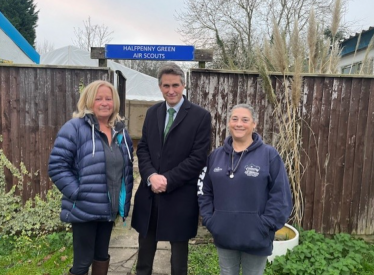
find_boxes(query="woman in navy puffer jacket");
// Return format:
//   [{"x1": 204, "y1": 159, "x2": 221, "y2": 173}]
[{"x1": 48, "y1": 80, "x2": 133, "y2": 275}]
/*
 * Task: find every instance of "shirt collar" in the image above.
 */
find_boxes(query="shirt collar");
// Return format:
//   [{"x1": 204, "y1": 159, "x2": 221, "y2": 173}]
[{"x1": 166, "y1": 97, "x2": 184, "y2": 113}]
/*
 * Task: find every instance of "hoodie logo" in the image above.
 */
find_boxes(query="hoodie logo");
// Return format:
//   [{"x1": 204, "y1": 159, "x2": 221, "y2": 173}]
[
  {"x1": 245, "y1": 164, "x2": 260, "y2": 177},
  {"x1": 213, "y1": 167, "x2": 222, "y2": 172}
]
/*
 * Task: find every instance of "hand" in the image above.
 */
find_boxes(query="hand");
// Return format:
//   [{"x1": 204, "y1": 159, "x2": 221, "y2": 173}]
[{"x1": 150, "y1": 174, "x2": 167, "y2": 193}]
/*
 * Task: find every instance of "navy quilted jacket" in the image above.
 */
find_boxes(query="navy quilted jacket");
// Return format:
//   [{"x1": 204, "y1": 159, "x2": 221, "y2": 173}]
[{"x1": 48, "y1": 115, "x2": 134, "y2": 223}]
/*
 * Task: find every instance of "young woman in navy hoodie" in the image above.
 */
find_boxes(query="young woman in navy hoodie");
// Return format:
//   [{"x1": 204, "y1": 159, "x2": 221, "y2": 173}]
[{"x1": 198, "y1": 104, "x2": 293, "y2": 275}]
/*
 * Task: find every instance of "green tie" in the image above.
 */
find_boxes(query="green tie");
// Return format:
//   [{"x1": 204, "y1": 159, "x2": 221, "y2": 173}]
[{"x1": 164, "y1": 108, "x2": 176, "y2": 139}]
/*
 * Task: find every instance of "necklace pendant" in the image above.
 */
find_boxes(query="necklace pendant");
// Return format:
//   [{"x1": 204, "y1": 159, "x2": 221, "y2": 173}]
[{"x1": 229, "y1": 173, "x2": 234, "y2": 179}]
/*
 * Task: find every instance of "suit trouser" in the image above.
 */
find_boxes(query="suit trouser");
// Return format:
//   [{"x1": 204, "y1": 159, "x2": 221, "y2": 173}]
[{"x1": 136, "y1": 196, "x2": 189, "y2": 275}]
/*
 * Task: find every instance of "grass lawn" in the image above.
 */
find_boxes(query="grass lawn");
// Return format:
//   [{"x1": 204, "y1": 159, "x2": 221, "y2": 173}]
[
  {"x1": 2, "y1": 228, "x2": 374, "y2": 275},
  {"x1": 0, "y1": 232, "x2": 73, "y2": 275}
]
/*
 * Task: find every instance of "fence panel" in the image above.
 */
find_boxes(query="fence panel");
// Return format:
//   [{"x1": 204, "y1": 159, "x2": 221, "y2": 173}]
[
  {"x1": 189, "y1": 69, "x2": 374, "y2": 234},
  {"x1": 0, "y1": 64, "x2": 112, "y2": 201}
]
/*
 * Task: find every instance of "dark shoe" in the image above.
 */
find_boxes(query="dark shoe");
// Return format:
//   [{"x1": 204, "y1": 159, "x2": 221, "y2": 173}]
[{"x1": 91, "y1": 256, "x2": 110, "y2": 275}]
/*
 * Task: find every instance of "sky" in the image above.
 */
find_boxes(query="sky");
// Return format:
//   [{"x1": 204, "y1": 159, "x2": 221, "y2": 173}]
[
  {"x1": 34, "y1": 0, "x2": 186, "y2": 49},
  {"x1": 34, "y1": 0, "x2": 374, "y2": 50},
  {"x1": 343, "y1": 0, "x2": 374, "y2": 32}
]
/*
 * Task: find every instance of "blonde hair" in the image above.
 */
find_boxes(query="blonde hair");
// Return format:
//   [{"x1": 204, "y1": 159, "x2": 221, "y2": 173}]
[{"x1": 73, "y1": 80, "x2": 121, "y2": 127}]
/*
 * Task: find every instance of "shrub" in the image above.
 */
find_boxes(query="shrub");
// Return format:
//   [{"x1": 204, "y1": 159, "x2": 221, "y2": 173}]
[
  {"x1": 0, "y1": 146, "x2": 70, "y2": 238},
  {"x1": 265, "y1": 228, "x2": 374, "y2": 275}
]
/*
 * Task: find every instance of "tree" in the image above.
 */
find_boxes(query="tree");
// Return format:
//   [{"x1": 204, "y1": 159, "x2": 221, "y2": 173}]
[
  {"x1": 0, "y1": 0, "x2": 39, "y2": 47},
  {"x1": 176, "y1": 0, "x2": 342, "y2": 69},
  {"x1": 36, "y1": 39, "x2": 55, "y2": 55},
  {"x1": 323, "y1": 28, "x2": 345, "y2": 43},
  {"x1": 262, "y1": 0, "x2": 334, "y2": 39},
  {"x1": 118, "y1": 60, "x2": 164, "y2": 78},
  {"x1": 177, "y1": 0, "x2": 263, "y2": 69},
  {"x1": 73, "y1": 17, "x2": 113, "y2": 52}
]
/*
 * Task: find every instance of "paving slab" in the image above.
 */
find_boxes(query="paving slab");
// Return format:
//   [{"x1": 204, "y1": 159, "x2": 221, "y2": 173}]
[{"x1": 109, "y1": 247, "x2": 137, "y2": 273}]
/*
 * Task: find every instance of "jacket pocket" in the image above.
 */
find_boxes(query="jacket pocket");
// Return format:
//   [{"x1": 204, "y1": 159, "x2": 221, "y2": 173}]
[{"x1": 207, "y1": 210, "x2": 270, "y2": 251}]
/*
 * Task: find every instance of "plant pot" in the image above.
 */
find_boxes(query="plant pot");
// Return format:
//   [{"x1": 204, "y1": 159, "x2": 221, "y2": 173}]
[{"x1": 267, "y1": 223, "x2": 299, "y2": 262}]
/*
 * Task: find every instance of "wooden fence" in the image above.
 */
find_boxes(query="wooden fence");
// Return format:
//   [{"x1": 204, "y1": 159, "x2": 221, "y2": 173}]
[
  {"x1": 0, "y1": 64, "x2": 113, "y2": 201},
  {"x1": 1, "y1": 64, "x2": 374, "y2": 234},
  {"x1": 189, "y1": 68, "x2": 374, "y2": 235}
]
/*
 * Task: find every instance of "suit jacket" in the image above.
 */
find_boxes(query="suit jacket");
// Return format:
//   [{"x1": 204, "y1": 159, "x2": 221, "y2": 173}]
[{"x1": 131, "y1": 96, "x2": 211, "y2": 241}]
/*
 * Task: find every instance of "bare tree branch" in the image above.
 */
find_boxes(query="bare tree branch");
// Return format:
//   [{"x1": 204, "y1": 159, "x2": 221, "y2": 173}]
[
  {"x1": 176, "y1": 0, "x2": 346, "y2": 69},
  {"x1": 36, "y1": 40, "x2": 55, "y2": 54},
  {"x1": 73, "y1": 17, "x2": 113, "y2": 51}
]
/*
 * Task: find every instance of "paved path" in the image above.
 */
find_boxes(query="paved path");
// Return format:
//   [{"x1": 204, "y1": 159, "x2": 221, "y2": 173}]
[
  {"x1": 107, "y1": 172, "x2": 172, "y2": 275},
  {"x1": 106, "y1": 165, "x2": 211, "y2": 275}
]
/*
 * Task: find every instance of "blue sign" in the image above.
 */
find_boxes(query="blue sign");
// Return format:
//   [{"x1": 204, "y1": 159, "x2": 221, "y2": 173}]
[{"x1": 105, "y1": 44, "x2": 195, "y2": 61}]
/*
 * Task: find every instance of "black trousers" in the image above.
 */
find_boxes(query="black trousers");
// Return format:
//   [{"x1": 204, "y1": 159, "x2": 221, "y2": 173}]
[
  {"x1": 136, "y1": 197, "x2": 189, "y2": 275},
  {"x1": 70, "y1": 221, "x2": 114, "y2": 275}
]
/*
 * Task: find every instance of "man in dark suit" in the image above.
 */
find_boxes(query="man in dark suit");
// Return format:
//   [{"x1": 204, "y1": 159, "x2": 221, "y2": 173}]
[{"x1": 131, "y1": 62, "x2": 211, "y2": 275}]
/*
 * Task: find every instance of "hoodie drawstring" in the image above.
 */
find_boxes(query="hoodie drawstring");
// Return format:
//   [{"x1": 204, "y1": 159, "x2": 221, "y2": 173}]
[
  {"x1": 91, "y1": 122, "x2": 130, "y2": 160},
  {"x1": 123, "y1": 129, "x2": 132, "y2": 163},
  {"x1": 92, "y1": 123, "x2": 96, "y2": 156}
]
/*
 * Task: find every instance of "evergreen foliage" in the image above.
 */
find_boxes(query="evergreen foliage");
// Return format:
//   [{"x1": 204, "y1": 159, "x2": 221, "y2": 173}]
[
  {"x1": 0, "y1": 0, "x2": 39, "y2": 46},
  {"x1": 0, "y1": 142, "x2": 70, "y2": 238}
]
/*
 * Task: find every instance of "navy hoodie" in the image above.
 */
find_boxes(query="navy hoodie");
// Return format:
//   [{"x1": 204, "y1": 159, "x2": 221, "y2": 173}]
[{"x1": 198, "y1": 133, "x2": 292, "y2": 256}]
